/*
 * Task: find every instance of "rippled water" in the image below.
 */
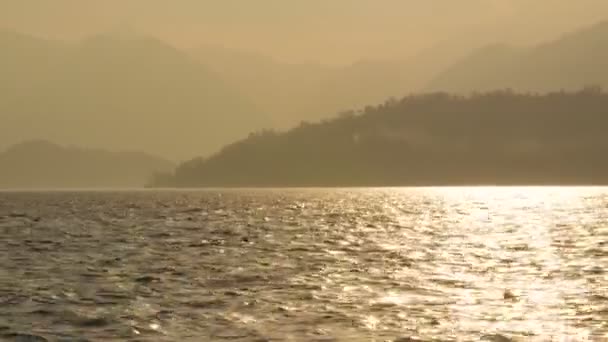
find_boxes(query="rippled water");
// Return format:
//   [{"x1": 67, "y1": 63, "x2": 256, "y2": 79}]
[{"x1": 1, "y1": 188, "x2": 607, "y2": 341}]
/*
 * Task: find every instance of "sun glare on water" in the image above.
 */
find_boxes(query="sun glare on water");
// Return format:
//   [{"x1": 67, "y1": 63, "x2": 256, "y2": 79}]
[{"x1": 410, "y1": 186, "x2": 605, "y2": 340}]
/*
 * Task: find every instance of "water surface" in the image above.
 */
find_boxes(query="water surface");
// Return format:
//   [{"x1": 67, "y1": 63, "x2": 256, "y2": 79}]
[{"x1": 0, "y1": 188, "x2": 607, "y2": 341}]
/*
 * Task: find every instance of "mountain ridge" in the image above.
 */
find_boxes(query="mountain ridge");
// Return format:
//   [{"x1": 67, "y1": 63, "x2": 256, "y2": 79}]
[
  {"x1": 149, "y1": 90, "x2": 608, "y2": 188},
  {"x1": 0, "y1": 140, "x2": 174, "y2": 189},
  {"x1": 0, "y1": 31, "x2": 268, "y2": 160},
  {"x1": 427, "y1": 20, "x2": 608, "y2": 92}
]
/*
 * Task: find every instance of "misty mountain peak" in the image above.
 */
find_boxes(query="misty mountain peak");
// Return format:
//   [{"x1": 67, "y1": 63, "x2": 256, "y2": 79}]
[
  {"x1": 3, "y1": 140, "x2": 61, "y2": 156},
  {"x1": 427, "y1": 20, "x2": 608, "y2": 93},
  {"x1": 78, "y1": 32, "x2": 180, "y2": 57}
]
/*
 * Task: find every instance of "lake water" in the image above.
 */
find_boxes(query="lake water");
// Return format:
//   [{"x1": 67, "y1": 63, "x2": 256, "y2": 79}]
[{"x1": 0, "y1": 188, "x2": 607, "y2": 341}]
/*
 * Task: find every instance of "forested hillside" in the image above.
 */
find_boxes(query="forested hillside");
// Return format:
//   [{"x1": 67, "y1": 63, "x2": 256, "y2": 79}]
[{"x1": 151, "y1": 89, "x2": 608, "y2": 187}]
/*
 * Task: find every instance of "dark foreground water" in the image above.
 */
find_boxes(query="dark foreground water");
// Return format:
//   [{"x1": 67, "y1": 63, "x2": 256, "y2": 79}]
[{"x1": 0, "y1": 188, "x2": 607, "y2": 341}]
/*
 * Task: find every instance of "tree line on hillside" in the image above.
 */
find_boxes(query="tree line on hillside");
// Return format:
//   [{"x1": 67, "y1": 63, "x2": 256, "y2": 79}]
[{"x1": 150, "y1": 88, "x2": 608, "y2": 187}]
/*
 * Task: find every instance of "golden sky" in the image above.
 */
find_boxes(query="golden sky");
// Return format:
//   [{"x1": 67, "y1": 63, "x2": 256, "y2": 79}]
[{"x1": 1, "y1": 0, "x2": 607, "y2": 64}]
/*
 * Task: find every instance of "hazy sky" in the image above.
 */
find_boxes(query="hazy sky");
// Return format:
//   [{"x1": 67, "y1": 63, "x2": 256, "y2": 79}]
[{"x1": 1, "y1": 0, "x2": 607, "y2": 64}]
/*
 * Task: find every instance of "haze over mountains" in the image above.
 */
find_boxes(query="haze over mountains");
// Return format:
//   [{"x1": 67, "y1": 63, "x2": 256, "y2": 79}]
[
  {"x1": 428, "y1": 21, "x2": 608, "y2": 92},
  {"x1": 3, "y1": 1, "x2": 607, "y2": 64},
  {"x1": 2, "y1": 17, "x2": 608, "y2": 187},
  {"x1": 0, "y1": 32, "x2": 446, "y2": 160},
  {"x1": 0, "y1": 31, "x2": 267, "y2": 160},
  {"x1": 3, "y1": 20, "x2": 608, "y2": 158},
  {"x1": 192, "y1": 44, "x2": 465, "y2": 128},
  {"x1": 151, "y1": 90, "x2": 608, "y2": 187},
  {"x1": 193, "y1": 20, "x2": 608, "y2": 128},
  {"x1": 0, "y1": 140, "x2": 173, "y2": 189},
  {"x1": 0, "y1": 27, "x2": 474, "y2": 158}
]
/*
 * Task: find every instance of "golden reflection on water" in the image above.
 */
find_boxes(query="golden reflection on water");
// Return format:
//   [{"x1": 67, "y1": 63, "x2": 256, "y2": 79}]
[
  {"x1": 1, "y1": 188, "x2": 606, "y2": 341},
  {"x1": 401, "y1": 187, "x2": 605, "y2": 340}
]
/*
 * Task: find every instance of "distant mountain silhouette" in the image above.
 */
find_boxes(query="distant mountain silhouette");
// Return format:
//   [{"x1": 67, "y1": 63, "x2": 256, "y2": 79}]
[
  {"x1": 4, "y1": 20, "x2": 608, "y2": 163},
  {"x1": 0, "y1": 31, "x2": 268, "y2": 160},
  {"x1": 150, "y1": 90, "x2": 608, "y2": 187},
  {"x1": 192, "y1": 44, "x2": 462, "y2": 128},
  {"x1": 0, "y1": 140, "x2": 174, "y2": 188},
  {"x1": 428, "y1": 21, "x2": 608, "y2": 92}
]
